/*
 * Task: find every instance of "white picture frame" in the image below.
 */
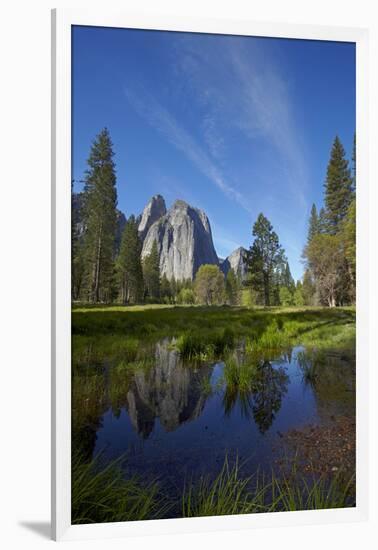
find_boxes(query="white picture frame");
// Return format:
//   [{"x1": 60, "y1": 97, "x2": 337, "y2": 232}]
[{"x1": 51, "y1": 8, "x2": 369, "y2": 541}]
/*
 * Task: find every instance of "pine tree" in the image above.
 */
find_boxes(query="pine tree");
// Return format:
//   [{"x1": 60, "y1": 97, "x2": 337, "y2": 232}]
[
  {"x1": 307, "y1": 204, "x2": 319, "y2": 243},
  {"x1": 318, "y1": 207, "x2": 327, "y2": 234},
  {"x1": 302, "y1": 269, "x2": 316, "y2": 306},
  {"x1": 352, "y1": 132, "x2": 356, "y2": 192},
  {"x1": 116, "y1": 215, "x2": 143, "y2": 304},
  {"x1": 81, "y1": 128, "x2": 118, "y2": 302},
  {"x1": 143, "y1": 240, "x2": 160, "y2": 301},
  {"x1": 282, "y1": 261, "x2": 295, "y2": 292},
  {"x1": 324, "y1": 136, "x2": 353, "y2": 234},
  {"x1": 160, "y1": 274, "x2": 172, "y2": 303},
  {"x1": 247, "y1": 213, "x2": 285, "y2": 306}
]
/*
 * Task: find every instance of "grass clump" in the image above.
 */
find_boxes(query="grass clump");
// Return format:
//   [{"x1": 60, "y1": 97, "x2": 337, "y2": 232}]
[
  {"x1": 182, "y1": 457, "x2": 355, "y2": 518},
  {"x1": 72, "y1": 453, "x2": 166, "y2": 524},
  {"x1": 271, "y1": 471, "x2": 355, "y2": 511},
  {"x1": 182, "y1": 457, "x2": 267, "y2": 517},
  {"x1": 176, "y1": 327, "x2": 235, "y2": 360}
]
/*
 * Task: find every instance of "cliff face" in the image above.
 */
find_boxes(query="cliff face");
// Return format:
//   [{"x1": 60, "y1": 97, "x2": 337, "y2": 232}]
[
  {"x1": 141, "y1": 199, "x2": 219, "y2": 281},
  {"x1": 220, "y1": 246, "x2": 248, "y2": 280},
  {"x1": 138, "y1": 194, "x2": 167, "y2": 241}
]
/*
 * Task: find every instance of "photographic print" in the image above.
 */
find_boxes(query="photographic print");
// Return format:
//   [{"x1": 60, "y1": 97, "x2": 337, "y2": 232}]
[{"x1": 71, "y1": 26, "x2": 356, "y2": 524}]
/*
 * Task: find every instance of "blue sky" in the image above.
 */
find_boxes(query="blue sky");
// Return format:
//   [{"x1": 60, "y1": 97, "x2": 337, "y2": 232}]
[{"x1": 72, "y1": 26, "x2": 355, "y2": 281}]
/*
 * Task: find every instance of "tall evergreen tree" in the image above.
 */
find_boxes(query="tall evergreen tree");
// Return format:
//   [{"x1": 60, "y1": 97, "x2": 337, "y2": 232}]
[
  {"x1": 282, "y1": 261, "x2": 295, "y2": 292},
  {"x1": 116, "y1": 215, "x2": 143, "y2": 304},
  {"x1": 324, "y1": 136, "x2": 353, "y2": 234},
  {"x1": 82, "y1": 128, "x2": 118, "y2": 302},
  {"x1": 143, "y1": 240, "x2": 161, "y2": 301},
  {"x1": 247, "y1": 213, "x2": 285, "y2": 306},
  {"x1": 317, "y1": 207, "x2": 327, "y2": 234},
  {"x1": 352, "y1": 132, "x2": 356, "y2": 192},
  {"x1": 307, "y1": 204, "x2": 320, "y2": 243}
]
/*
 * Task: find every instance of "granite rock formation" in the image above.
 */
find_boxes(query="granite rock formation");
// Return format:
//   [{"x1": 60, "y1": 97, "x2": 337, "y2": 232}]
[{"x1": 141, "y1": 199, "x2": 219, "y2": 281}]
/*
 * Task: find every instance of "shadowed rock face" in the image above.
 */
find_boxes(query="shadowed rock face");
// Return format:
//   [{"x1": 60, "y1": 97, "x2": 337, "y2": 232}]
[
  {"x1": 138, "y1": 194, "x2": 167, "y2": 241},
  {"x1": 141, "y1": 199, "x2": 219, "y2": 281},
  {"x1": 220, "y1": 246, "x2": 248, "y2": 280}
]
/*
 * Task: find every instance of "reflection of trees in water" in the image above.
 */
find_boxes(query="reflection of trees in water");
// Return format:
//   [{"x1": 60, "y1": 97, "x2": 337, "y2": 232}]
[
  {"x1": 223, "y1": 359, "x2": 289, "y2": 434},
  {"x1": 252, "y1": 361, "x2": 289, "y2": 433}
]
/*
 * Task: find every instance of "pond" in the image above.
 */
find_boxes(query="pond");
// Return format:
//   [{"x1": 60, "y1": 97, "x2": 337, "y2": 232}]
[{"x1": 72, "y1": 337, "x2": 355, "y2": 501}]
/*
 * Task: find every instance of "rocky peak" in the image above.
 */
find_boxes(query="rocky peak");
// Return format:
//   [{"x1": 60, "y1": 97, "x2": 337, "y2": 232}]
[
  {"x1": 221, "y1": 246, "x2": 248, "y2": 280},
  {"x1": 138, "y1": 194, "x2": 167, "y2": 240},
  {"x1": 141, "y1": 197, "x2": 219, "y2": 281}
]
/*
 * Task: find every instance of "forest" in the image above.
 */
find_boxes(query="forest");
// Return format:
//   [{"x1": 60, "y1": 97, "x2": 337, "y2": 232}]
[{"x1": 72, "y1": 129, "x2": 356, "y2": 309}]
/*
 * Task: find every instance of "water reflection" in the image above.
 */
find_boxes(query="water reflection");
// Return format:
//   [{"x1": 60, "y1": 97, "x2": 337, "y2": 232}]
[
  {"x1": 222, "y1": 359, "x2": 289, "y2": 433},
  {"x1": 72, "y1": 337, "x2": 355, "y2": 471},
  {"x1": 125, "y1": 342, "x2": 212, "y2": 437}
]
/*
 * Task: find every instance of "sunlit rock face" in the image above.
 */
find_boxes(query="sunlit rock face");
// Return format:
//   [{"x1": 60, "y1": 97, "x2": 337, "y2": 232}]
[
  {"x1": 125, "y1": 341, "x2": 211, "y2": 438},
  {"x1": 220, "y1": 246, "x2": 248, "y2": 280},
  {"x1": 141, "y1": 199, "x2": 219, "y2": 281},
  {"x1": 138, "y1": 194, "x2": 167, "y2": 241}
]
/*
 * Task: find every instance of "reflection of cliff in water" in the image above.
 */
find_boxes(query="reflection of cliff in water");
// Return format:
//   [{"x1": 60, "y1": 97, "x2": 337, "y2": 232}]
[{"x1": 125, "y1": 341, "x2": 212, "y2": 438}]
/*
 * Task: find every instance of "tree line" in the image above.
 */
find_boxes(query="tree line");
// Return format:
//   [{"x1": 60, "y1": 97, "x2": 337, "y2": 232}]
[
  {"x1": 301, "y1": 135, "x2": 356, "y2": 307},
  {"x1": 72, "y1": 128, "x2": 355, "y2": 308}
]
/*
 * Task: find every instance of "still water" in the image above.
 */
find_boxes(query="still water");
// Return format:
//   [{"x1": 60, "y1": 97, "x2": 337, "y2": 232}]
[{"x1": 73, "y1": 339, "x2": 355, "y2": 490}]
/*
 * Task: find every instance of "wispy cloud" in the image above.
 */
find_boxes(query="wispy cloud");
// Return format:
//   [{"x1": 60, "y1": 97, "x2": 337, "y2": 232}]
[
  {"x1": 124, "y1": 84, "x2": 252, "y2": 214},
  {"x1": 172, "y1": 36, "x2": 309, "y2": 210},
  {"x1": 227, "y1": 42, "x2": 309, "y2": 209}
]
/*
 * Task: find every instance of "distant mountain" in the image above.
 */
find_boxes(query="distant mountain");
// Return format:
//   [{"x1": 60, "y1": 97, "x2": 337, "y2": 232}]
[
  {"x1": 72, "y1": 191, "x2": 247, "y2": 281},
  {"x1": 220, "y1": 246, "x2": 249, "y2": 281},
  {"x1": 141, "y1": 199, "x2": 219, "y2": 281}
]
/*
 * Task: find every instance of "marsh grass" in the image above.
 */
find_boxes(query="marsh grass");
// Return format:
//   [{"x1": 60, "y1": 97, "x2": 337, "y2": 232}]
[
  {"x1": 72, "y1": 452, "x2": 167, "y2": 524},
  {"x1": 271, "y1": 470, "x2": 356, "y2": 511},
  {"x1": 182, "y1": 457, "x2": 355, "y2": 518},
  {"x1": 176, "y1": 327, "x2": 235, "y2": 360},
  {"x1": 182, "y1": 457, "x2": 268, "y2": 517}
]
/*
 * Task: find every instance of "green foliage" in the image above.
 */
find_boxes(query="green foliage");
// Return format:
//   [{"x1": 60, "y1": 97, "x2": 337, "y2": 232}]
[
  {"x1": 182, "y1": 456, "x2": 354, "y2": 517},
  {"x1": 160, "y1": 274, "x2": 173, "y2": 303},
  {"x1": 225, "y1": 269, "x2": 240, "y2": 305},
  {"x1": 302, "y1": 269, "x2": 316, "y2": 306},
  {"x1": 324, "y1": 136, "x2": 354, "y2": 234},
  {"x1": 306, "y1": 233, "x2": 344, "y2": 307},
  {"x1": 194, "y1": 264, "x2": 225, "y2": 305},
  {"x1": 182, "y1": 457, "x2": 265, "y2": 517},
  {"x1": 116, "y1": 216, "x2": 143, "y2": 304},
  {"x1": 81, "y1": 128, "x2": 118, "y2": 303},
  {"x1": 307, "y1": 203, "x2": 320, "y2": 243},
  {"x1": 247, "y1": 213, "x2": 285, "y2": 306},
  {"x1": 143, "y1": 240, "x2": 160, "y2": 301},
  {"x1": 72, "y1": 452, "x2": 164, "y2": 524},
  {"x1": 177, "y1": 287, "x2": 195, "y2": 305},
  {"x1": 341, "y1": 198, "x2": 356, "y2": 303},
  {"x1": 279, "y1": 286, "x2": 294, "y2": 307},
  {"x1": 176, "y1": 327, "x2": 235, "y2": 360},
  {"x1": 293, "y1": 285, "x2": 305, "y2": 306}
]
